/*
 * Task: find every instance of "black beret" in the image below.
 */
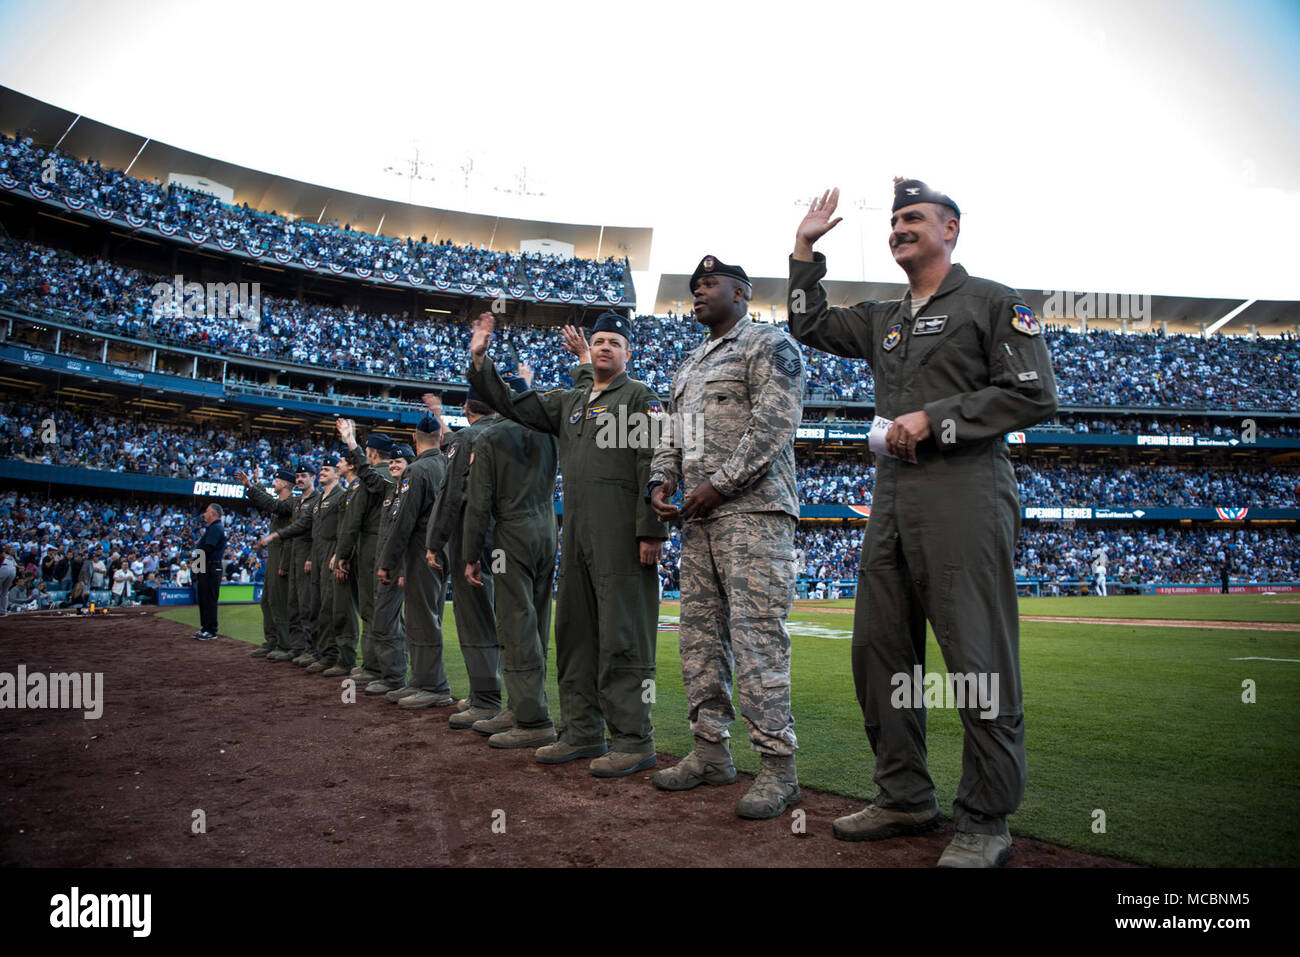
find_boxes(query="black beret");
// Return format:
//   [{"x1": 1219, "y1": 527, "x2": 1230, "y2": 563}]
[
  {"x1": 590, "y1": 309, "x2": 632, "y2": 344},
  {"x1": 365, "y1": 431, "x2": 394, "y2": 453},
  {"x1": 390, "y1": 443, "x2": 415, "y2": 461},
  {"x1": 295, "y1": 461, "x2": 315, "y2": 475},
  {"x1": 892, "y1": 179, "x2": 960, "y2": 217},
  {"x1": 416, "y1": 414, "x2": 440, "y2": 435},
  {"x1": 275, "y1": 467, "x2": 296, "y2": 483},
  {"x1": 689, "y1": 255, "x2": 750, "y2": 294}
]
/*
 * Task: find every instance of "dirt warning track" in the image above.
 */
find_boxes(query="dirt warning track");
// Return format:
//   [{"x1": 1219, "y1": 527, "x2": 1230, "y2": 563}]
[{"x1": 0, "y1": 608, "x2": 1129, "y2": 868}]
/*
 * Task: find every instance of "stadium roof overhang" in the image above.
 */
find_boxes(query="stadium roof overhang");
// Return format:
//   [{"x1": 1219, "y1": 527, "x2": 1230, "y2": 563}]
[
  {"x1": 0, "y1": 85, "x2": 654, "y2": 270},
  {"x1": 651, "y1": 275, "x2": 1300, "y2": 336}
]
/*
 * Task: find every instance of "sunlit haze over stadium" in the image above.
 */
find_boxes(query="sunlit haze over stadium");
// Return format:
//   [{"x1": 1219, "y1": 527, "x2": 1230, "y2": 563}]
[{"x1": 1, "y1": 0, "x2": 1297, "y2": 302}]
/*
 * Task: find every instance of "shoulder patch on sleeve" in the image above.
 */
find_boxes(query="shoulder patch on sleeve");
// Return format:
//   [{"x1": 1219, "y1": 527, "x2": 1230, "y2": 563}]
[
  {"x1": 1011, "y1": 304, "x2": 1042, "y2": 336},
  {"x1": 771, "y1": 338, "x2": 803, "y2": 377}
]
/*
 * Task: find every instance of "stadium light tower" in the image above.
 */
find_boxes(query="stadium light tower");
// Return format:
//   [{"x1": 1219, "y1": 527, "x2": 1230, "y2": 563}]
[{"x1": 384, "y1": 145, "x2": 436, "y2": 203}]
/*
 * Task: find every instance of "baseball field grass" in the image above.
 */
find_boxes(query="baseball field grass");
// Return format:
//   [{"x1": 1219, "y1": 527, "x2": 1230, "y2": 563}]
[{"x1": 162, "y1": 592, "x2": 1300, "y2": 867}]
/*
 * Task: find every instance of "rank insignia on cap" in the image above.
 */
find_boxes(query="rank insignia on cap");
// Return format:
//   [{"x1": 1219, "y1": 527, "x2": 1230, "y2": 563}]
[
  {"x1": 569, "y1": 409, "x2": 583, "y2": 424},
  {"x1": 882, "y1": 322, "x2": 903, "y2": 351},
  {"x1": 703, "y1": 257, "x2": 715, "y2": 271},
  {"x1": 1011, "y1": 304, "x2": 1042, "y2": 336}
]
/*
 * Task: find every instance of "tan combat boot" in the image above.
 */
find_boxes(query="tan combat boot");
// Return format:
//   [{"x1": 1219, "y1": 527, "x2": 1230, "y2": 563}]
[
  {"x1": 735, "y1": 754, "x2": 800, "y2": 819},
  {"x1": 652, "y1": 738, "x2": 737, "y2": 791}
]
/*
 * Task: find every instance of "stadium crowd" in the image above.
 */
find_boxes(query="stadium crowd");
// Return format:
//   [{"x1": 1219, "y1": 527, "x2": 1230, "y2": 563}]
[
  {"x1": 0, "y1": 134, "x2": 627, "y2": 300},
  {"x1": 4, "y1": 235, "x2": 1299, "y2": 411},
  {"x1": 787, "y1": 522, "x2": 1300, "y2": 586},
  {"x1": 0, "y1": 400, "x2": 327, "y2": 486},
  {"x1": 4, "y1": 400, "x2": 1297, "y2": 508},
  {"x1": 0, "y1": 491, "x2": 268, "y2": 609},
  {"x1": 1015, "y1": 525, "x2": 1300, "y2": 585}
]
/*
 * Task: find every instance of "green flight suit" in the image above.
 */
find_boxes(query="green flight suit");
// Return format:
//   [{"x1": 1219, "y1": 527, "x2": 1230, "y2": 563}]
[
  {"x1": 336, "y1": 474, "x2": 380, "y2": 674},
  {"x1": 245, "y1": 485, "x2": 294, "y2": 651},
  {"x1": 427, "y1": 414, "x2": 506, "y2": 711},
  {"x1": 462, "y1": 418, "x2": 560, "y2": 730},
  {"x1": 378, "y1": 446, "x2": 450, "y2": 695},
  {"x1": 281, "y1": 483, "x2": 347, "y2": 665},
  {"x1": 280, "y1": 486, "x2": 320, "y2": 655},
  {"x1": 348, "y1": 446, "x2": 404, "y2": 687},
  {"x1": 318, "y1": 482, "x2": 356, "y2": 668},
  {"x1": 787, "y1": 253, "x2": 1059, "y2": 836},
  {"x1": 468, "y1": 355, "x2": 668, "y2": 755}
]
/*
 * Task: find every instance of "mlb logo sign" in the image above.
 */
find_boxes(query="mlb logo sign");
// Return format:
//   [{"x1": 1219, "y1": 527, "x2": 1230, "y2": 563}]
[{"x1": 1006, "y1": 432, "x2": 1026, "y2": 444}]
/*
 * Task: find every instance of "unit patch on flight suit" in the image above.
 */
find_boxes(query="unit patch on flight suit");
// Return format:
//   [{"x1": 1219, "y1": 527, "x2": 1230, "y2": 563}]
[
  {"x1": 1011, "y1": 304, "x2": 1042, "y2": 336},
  {"x1": 882, "y1": 322, "x2": 903, "y2": 351}
]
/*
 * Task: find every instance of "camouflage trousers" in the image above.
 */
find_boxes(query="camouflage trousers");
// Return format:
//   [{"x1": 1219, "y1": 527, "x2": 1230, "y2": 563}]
[{"x1": 677, "y1": 511, "x2": 798, "y2": 756}]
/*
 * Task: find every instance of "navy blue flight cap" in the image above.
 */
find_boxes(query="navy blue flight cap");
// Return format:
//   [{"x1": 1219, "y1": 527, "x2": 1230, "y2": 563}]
[
  {"x1": 365, "y1": 431, "x2": 394, "y2": 453},
  {"x1": 892, "y1": 179, "x2": 960, "y2": 217},
  {"x1": 503, "y1": 376, "x2": 529, "y2": 394},
  {"x1": 590, "y1": 309, "x2": 632, "y2": 345},
  {"x1": 295, "y1": 461, "x2": 316, "y2": 475},
  {"x1": 274, "y1": 467, "x2": 296, "y2": 483},
  {"x1": 390, "y1": 443, "x2": 415, "y2": 461},
  {"x1": 416, "y1": 414, "x2": 441, "y2": 435},
  {"x1": 689, "y1": 255, "x2": 750, "y2": 295}
]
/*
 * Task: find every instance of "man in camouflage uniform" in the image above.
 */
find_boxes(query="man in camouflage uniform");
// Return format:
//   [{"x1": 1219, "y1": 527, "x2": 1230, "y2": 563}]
[
  {"x1": 469, "y1": 312, "x2": 668, "y2": 778},
  {"x1": 339, "y1": 418, "x2": 409, "y2": 697},
  {"x1": 648, "y1": 255, "x2": 806, "y2": 820},
  {"x1": 237, "y1": 466, "x2": 296, "y2": 659},
  {"x1": 426, "y1": 386, "x2": 508, "y2": 729},
  {"x1": 334, "y1": 430, "x2": 394, "y2": 683},
  {"x1": 786, "y1": 181, "x2": 1059, "y2": 867},
  {"x1": 460, "y1": 388, "x2": 560, "y2": 749},
  {"x1": 378, "y1": 415, "x2": 454, "y2": 709}
]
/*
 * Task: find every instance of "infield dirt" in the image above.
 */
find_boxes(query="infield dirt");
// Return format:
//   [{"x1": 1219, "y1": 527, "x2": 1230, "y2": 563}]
[{"x1": 0, "y1": 609, "x2": 1130, "y2": 868}]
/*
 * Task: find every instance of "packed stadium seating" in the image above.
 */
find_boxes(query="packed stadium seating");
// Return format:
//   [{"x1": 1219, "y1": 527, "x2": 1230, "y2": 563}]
[
  {"x1": 790, "y1": 523, "x2": 1300, "y2": 587},
  {"x1": 0, "y1": 491, "x2": 269, "y2": 607},
  {"x1": 0, "y1": 134, "x2": 627, "y2": 300},
  {"x1": 7, "y1": 401, "x2": 1295, "y2": 508},
  {"x1": 6, "y1": 230, "x2": 1298, "y2": 406}
]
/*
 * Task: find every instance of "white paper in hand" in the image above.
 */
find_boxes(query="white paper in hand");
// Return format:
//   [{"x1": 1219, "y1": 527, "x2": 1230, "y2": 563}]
[{"x1": 868, "y1": 415, "x2": 898, "y2": 459}]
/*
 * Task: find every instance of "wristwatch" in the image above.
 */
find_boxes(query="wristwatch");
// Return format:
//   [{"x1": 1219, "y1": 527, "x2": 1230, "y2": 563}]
[{"x1": 644, "y1": 474, "x2": 667, "y2": 504}]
